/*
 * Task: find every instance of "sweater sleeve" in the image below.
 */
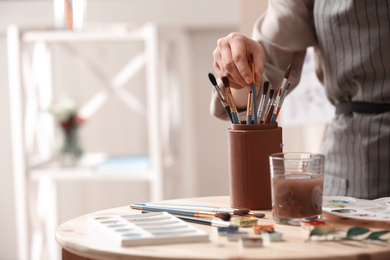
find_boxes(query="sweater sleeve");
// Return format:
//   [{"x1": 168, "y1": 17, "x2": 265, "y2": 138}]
[
  {"x1": 210, "y1": 0, "x2": 317, "y2": 120},
  {"x1": 252, "y1": 0, "x2": 317, "y2": 91}
]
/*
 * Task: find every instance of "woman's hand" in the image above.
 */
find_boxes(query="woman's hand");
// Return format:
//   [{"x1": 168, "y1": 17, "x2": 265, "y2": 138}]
[{"x1": 213, "y1": 33, "x2": 265, "y2": 90}]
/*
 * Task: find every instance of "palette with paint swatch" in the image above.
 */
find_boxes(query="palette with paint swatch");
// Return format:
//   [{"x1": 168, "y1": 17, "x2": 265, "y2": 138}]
[
  {"x1": 322, "y1": 196, "x2": 390, "y2": 221},
  {"x1": 88, "y1": 212, "x2": 209, "y2": 246}
]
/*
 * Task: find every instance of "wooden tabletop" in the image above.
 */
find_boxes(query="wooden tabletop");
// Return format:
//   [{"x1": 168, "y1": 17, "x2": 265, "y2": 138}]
[{"x1": 56, "y1": 196, "x2": 390, "y2": 260}]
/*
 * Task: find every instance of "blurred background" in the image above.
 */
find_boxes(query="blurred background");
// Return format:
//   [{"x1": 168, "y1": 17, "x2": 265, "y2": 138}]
[{"x1": 0, "y1": 1, "x2": 333, "y2": 259}]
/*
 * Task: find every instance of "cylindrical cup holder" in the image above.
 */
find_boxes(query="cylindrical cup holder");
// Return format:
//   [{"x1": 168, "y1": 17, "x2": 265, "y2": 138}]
[{"x1": 227, "y1": 122, "x2": 283, "y2": 210}]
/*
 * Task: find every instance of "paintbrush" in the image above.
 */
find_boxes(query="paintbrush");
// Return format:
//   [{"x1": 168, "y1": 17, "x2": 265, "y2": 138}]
[
  {"x1": 246, "y1": 91, "x2": 253, "y2": 124},
  {"x1": 257, "y1": 81, "x2": 269, "y2": 123},
  {"x1": 279, "y1": 63, "x2": 292, "y2": 93},
  {"x1": 275, "y1": 81, "x2": 292, "y2": 121},
  {"x1": 250, "y1": 53, "x2": 258, "y2": 124},
  {"x1": 270, "y1": 88, "x2": 283, "y2": 123},
  {"x1": 141, "y1": 211, "x2": 239, "y2": 228},
  {"x1": 264, "y1": 63, "x2": 292, "y2": 123},
  {"x1": 133, "y1": 203, "x2": 250, "y2": 216},
  {"x1": 131, "y1": 204, "x2": 231, "y2": 221},
  {"x1": 264, "y1": 88, "x2": 280, "y2": 123},
  {"x1": 222, "y1": 76, "x2": 240, "y2": 124},
  {"x1": 208, "y1": 73, "x2": 233, "y2": 122},
  {"x1": 260, "y1": 89, "x2": 275, "y2": 124}
]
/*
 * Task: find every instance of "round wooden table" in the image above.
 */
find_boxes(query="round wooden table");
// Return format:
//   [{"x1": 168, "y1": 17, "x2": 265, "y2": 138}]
[{"x1": 56, "y1": 196, "x2": 390, "y2": 260}]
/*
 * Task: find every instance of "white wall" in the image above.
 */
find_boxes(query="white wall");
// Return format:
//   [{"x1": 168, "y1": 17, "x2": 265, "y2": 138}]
[
  {"x1": 0, "y1": 36, "x2": 16, "y2": 260},
  {"x1": 0, "y1": 1, "x2": 239, "y2": 259}
]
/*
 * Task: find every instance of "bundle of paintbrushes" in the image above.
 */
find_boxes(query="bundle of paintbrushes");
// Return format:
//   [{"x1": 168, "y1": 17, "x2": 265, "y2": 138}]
[
  {"x1": 131, "y1": 203, "x2": 265, "y2": 223},
  {"x1": 208, "y1": 58, "x2": 292, "y2": 125},
  {"x1": 130, "y1": 204, "x2": 232, "y2": 221}
]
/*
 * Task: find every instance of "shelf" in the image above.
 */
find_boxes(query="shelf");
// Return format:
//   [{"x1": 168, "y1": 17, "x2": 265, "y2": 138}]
[
  {"x1": 7, "y1": 23, "x2": 163, "y2": 260},
  {"x1": 29, "y1": 167, "x2": 155, "y2": 182},
  {"x1": 29, "y1": 153, "x2": 155, "y2": 181},
  {"x1": 22, "y1": 24, "x2": 146, "y2": 43}
]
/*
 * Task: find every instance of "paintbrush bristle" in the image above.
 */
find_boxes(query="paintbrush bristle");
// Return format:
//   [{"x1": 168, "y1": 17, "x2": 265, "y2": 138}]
[
  {"x1": 215, "y1": 212, "x2": 231, "y2": 221},
  {"x1": 250, "y1": 53, "x2": 254, "y2": 64},
  {"x1": 284, "y1": 63, "x2": 292, "y2": 79},
  {"x1": 263, "y1": 81, "x2": 269, "y2": 95},
  {"x1": 208, "y1": 72, "x2": 218, "y2": 86},
  {"x1": 222, "y1": 76, "x2": 230, "y2": 88},
  {"x1": 245, "y1": 212, "x2": 266, "y2": 218},
  {"x1": 232, "y1": 209, "x2": 250, "y2": 216},
  {"x1": 269, "y1": 89, "x2": 275, "y2": 99}
]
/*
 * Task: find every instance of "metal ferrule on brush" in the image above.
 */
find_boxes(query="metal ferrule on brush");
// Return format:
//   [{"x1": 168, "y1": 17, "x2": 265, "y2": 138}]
[
  {"x1": 214, "y1": 85, "x2": 227, "y2": 104},
  {"x1": 225, "y1": 88, "x2": 237, "y2": 113},
  {"x1": 272, "y1": 92, "x2": 281, "y2": 115},
  {"x1": 130, "y1": 205, "x2": 143, "y2": 210},
  {"x1": 257, "y1": 95, "x2": 266, "y2": 118},
  {"x1": 247, "y1": 92, "x2": 253, "y2": 116},
  {"x1": 262, "y1": 98, "x2": 274, "y2": 122},
  {"x1": 194, "y1": 210, "x2": 215, "y2": 218}
]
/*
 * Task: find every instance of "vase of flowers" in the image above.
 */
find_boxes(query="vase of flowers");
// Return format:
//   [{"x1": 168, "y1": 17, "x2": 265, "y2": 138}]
[{"x1": 50, "y1": 97, "x2": 85, "y2": 167}]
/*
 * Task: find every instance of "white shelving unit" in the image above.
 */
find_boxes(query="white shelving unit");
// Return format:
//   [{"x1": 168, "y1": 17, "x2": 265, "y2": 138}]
[{"x1": 7, "y1": 23, "x2": 164, "y2": 260}]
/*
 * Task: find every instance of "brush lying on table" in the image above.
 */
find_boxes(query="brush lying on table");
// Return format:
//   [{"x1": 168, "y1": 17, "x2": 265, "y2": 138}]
[
  {"x1": 132, "y1": 203, "x2": 265, "y2": 218},
  {"x1": 130, "y1": 204, "x2": 231, "y2": 221},
  {"x1": 132, "y1": 203, "x2": 250, "y2": 216},
  {"x1": 141, "y1": 210, "x2": 239, "y2": 228}
]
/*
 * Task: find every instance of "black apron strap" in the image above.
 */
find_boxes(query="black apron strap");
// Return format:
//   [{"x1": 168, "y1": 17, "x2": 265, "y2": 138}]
[{"x1": 336, "y1": 101, "x2": 390, "y2": 115}]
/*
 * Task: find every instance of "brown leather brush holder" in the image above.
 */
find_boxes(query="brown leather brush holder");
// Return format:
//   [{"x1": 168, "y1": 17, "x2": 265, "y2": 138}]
[{"x1": 227, "y1": 123, "x2": 283, "y2": 210}]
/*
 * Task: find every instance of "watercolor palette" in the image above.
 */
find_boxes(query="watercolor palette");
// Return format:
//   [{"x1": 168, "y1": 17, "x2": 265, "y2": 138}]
[
  {"x1": 88, "y1": 212, "x2": 209, "y2": 246},
  {"x1": 322, "y1": 196, "x2": 390, "y2": 221}
]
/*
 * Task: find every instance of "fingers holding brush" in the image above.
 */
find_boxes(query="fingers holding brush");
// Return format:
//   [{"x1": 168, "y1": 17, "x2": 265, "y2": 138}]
[
  {"x1": 213, "y1": 33, "x2": 265, "y2": 90},
  {"x1": 213, "y1": 38, "x2": 246, "y2": 89}
]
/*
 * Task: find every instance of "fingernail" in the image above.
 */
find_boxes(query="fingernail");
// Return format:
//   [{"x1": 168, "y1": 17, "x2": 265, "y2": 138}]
[{"x1": 245, "y1": 76, "x2": 252, "y2": 84}]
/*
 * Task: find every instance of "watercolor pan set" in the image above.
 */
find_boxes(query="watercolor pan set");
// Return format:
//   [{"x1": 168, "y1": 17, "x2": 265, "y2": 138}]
[
  {"x1": 322, "y1": 196, "x2": 390, "y2": 221},
  {"x1": 88, "y1": 212, "x2": 209, "y2": 246}
]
